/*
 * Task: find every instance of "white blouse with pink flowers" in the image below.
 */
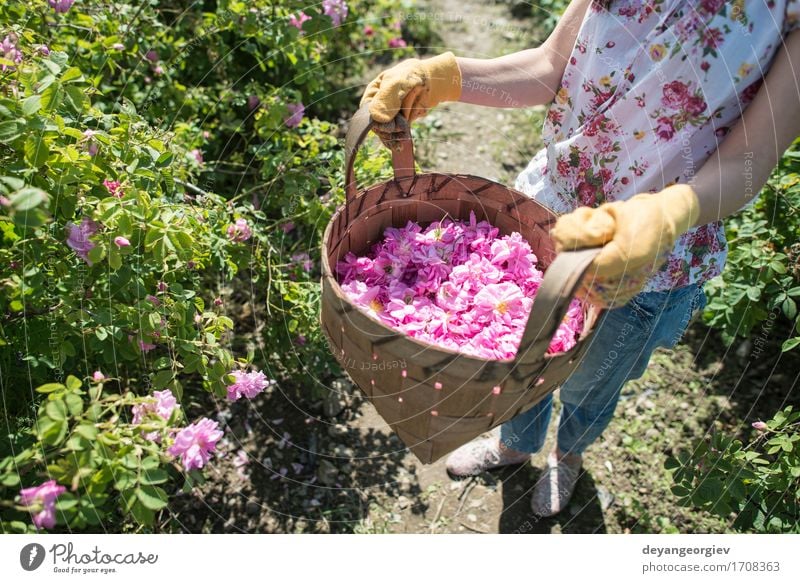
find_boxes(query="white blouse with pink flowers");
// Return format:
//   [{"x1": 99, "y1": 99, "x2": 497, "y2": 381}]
[{"x1": 515, "y1": 0, "x2": 800, "y2": 291}]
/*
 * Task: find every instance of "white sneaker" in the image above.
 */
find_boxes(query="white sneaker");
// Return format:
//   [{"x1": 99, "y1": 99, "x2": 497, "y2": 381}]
[
  {"x1": 531, "y1": 451, "x2": 582, "y2": 517},
  {"x1": 445, "y1": 434, "x2": 530, "y2": 478}
]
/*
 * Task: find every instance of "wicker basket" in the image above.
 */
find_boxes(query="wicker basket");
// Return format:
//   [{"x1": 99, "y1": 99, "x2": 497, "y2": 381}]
[{"x1": 320, "y1": 104, "x2": 603, "y2": 464}]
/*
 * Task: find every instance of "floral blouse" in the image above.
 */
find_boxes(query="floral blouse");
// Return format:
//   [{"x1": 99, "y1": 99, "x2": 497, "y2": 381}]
[{"x1": 516, "y1": 0, "x2": 800, "y2": 292}]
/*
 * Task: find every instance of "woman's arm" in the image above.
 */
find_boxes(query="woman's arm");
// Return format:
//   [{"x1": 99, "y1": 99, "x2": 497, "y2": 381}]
[
  {"x1": 457, "y1": 0, "x2": 592, "y2": 108},
  {"x1": 692, "y1": 30, "x2": 800, "y2": 226}
]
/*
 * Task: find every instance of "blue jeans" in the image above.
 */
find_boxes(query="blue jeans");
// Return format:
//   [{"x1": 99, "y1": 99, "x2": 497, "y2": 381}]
[{"x1": 500, "y1": 283, "x2": 708, "y2": 455}]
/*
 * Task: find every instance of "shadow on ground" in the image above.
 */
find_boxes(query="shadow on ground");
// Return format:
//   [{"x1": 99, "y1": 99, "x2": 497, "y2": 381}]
[
  {"x1": 169, "y1": 384, "x2": 426, "y2": 533},
  {"x1": 681, "y1": 321, "x2": 800, "y2": 436},
  {"x1": 497, "y1": 465, "x2": 607, "y2": 534}
]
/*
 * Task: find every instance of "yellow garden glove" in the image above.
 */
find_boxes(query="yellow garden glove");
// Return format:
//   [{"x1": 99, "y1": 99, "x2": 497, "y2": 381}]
[
  {"x1": 360, "y1": 52, "x2": 462, "y2": 146},
  {"x1": 550, "y1": 184, "x2": 701, "y2": 308}
]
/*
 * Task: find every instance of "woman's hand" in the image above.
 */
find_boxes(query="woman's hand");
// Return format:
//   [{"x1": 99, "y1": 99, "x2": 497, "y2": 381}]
[
  {"x1": 550, "y1": 184, "x2": 701, "y2": 308},
  {"x1": 360, "y1": 52, "x2": 462, "y2": 145}
]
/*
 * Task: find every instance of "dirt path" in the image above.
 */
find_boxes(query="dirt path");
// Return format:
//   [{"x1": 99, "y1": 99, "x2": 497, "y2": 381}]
[
  {"x1": 347, "y1": 0, "x2": 545, "y2": 534},
  {"x1": 412, "y1": 0, "x2": 549, "y2": 185}
]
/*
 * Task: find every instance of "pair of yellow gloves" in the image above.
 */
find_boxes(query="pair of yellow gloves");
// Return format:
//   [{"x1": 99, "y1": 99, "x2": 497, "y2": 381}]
[{"x1": 361, "y1": 52, "x2": 701, "y2": 308}]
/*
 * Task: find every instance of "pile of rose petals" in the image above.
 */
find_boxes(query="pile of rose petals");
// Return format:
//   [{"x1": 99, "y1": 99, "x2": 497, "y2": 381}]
[{"x1": 336, "y1": 212, "x2": 584, "y2": 360}]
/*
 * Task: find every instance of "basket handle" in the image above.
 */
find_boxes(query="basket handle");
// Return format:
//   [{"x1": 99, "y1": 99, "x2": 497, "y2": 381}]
[
  {"x1": 344, "y1": 102, "x2": 416, "y2": 204},
  {"x1": 514, "y1": 247, "x2": 603, "y2": 366}
]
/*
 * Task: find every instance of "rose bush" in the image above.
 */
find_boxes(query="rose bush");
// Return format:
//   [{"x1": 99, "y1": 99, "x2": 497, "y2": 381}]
[
  {"x1": 0, "y1": 0, "x2": 433, "y2": 532},
  {"x1": 702, "y1": 139, "x2": 800, "y2": 353}
]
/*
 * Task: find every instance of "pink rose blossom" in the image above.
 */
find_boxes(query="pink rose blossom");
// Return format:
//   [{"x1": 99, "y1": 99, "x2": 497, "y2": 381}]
[
  {"x1": 227, "y1": 218, "x2": 252, "y2": 242},
  {"x1": 131, "y1": 389, "x2": 179, "y2": 441},
  {"x1": 80, "y1": 129, "x2": 99, "y2": 156},
  {"x1": 1, "y1": 35, "x2": 23, "y2": 72},
  {"x1": 19, "y1": 480, "x2": 66, "y2": 529},
  {"x1": 168, "y1": 418, "x2": 223, "y2": 471},
  {"x1": 132, "y1": 389, "x2": 178, "y2": 424},
  {"x1": 66, "y1": 218, "x2": 99, "y2": 265},
  {"x1": 284, "y1": 102, "x2": 305, "y2": 128},
  {"x1": 145, "y1": 50, "x2": 159, "y2": 63},
  {"x1": 92, "y1": 370, "x2": 105, "y2": 381},
  {"x1": 322, "y1": 0, "x2": 348, "y2": 27},
  {"x1": 114, "y1": 236, "x2": 130, "y2": 247},
  {"x1": 190, "y1": 149, "x2": 203, "y2": 165},
  {"x1": 291, "y1": 251, "x2": 313, "y2": 272},
  {"x1": 289, "y1": 11, "x2": 311, "y2": 30},
  {"x1": 751, "y1": 421, "x2": 767, "y2": 431},
  {"x1": 138, "y1": 339, "x2": 156, "y2": 352},
  {"x1": 48, "y1": 0, "x2": 74, "y2": 14},
  {"x1": 226, "y1": 370, "x2": 274, "y2": 401},
  {"x1": 388, "y1": 37, "x2": 407, "y2": 48},
  {"x1": 102, "y1": 179, "x2": 123, "y2": 198}
]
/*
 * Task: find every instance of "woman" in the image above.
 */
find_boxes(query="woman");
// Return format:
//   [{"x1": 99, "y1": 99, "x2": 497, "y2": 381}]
[{"x1": 360, "y1": 0, "x2": 800, "y2": 517}]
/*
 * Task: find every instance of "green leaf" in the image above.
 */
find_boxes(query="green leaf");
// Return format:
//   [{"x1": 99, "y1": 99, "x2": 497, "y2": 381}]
[
  {"x1": 1, "y1": 472, "x2": 21, "y2": 487},
  {"x1": 109, "y1": 248, "x2": 122, "y2": 270},
  {"x1": 65, "y1": 393, "x2": 83, "y2": 416},
  {"x1": 22, "y1": 95, "x2": 42, "y2": 117},
  {"x1": 74, "y1": 423, "x2": 98, "y2": 440},
  {"x1": 36, "y1": 382, "x2": 65, "y2": 394},
  {"x1": 60, "y1": 67, "x2": 84, "y2": 84},
  {"x1": 24, "y1": 136, "x2": 50, "y2": 167},
  {"x1": 39, "y1": 417, "x2": 67, "y2": 446},
  {"x1": 65, "y1": 375, "x2": 82, "y2": 391},
  {"x1": 87, "y1": 244, "x2": 105, "y2": 264},
  {"x1": 782, "y1": 298, "x2": 797, "y2": 320},
  {"x1": 0, "y1": 176, "x2": 24, "y2": 191},
  {"x1": 64, "y1": 85, "x2": 89, "y2": 113},
  {"x1": 770, "y1": 260, "x2": 787, "y2": 274},
  {"x1": 671, "y1": 485, "x2": 692, "y2": 497},
  {"x1": 746, "y1": 286, "x2": 761, "y2": 302},
  {"x1": 10, "y1": 187, "x2": 48, "y2": 211},
  {"x1": 141, "y1": 456, "x2": 160, "y2": 471},
  {"x1": 45, "y1": 399, "x2": 67, "y2": 421},
  {"x1": 55, "y1": 493, "x2": 79, "y2": 511},
  {"x1": 0, "y1": 120, "x2": 23, "y2": 143},
  {"x1": 139, "y1": 469, "x2": 169, "y2": 485},
  {"x1": 156, "y1": 151, "x2": 173, "y2": 168},
  {"x1": 129, "y1": 500, "x2": 154, "y2": 525},
  {"x1": 21, "y1": 95, "x2": 42, "y2": 116},
  {"x1": 148, "y1": 312, "x2": 162, "y2": 329},
  {"x1": 151, "y1": 369, "x2": 173, "y2": 390},
  {"x1": 42, "y1": 58, "x2": 62, "y2": 75},
  {"x1": 135, "y1": 485, "x2": 169, "y2": 510},
  {"x1": 782, "y1": 337, "x2": 800, "y2": 352}
]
